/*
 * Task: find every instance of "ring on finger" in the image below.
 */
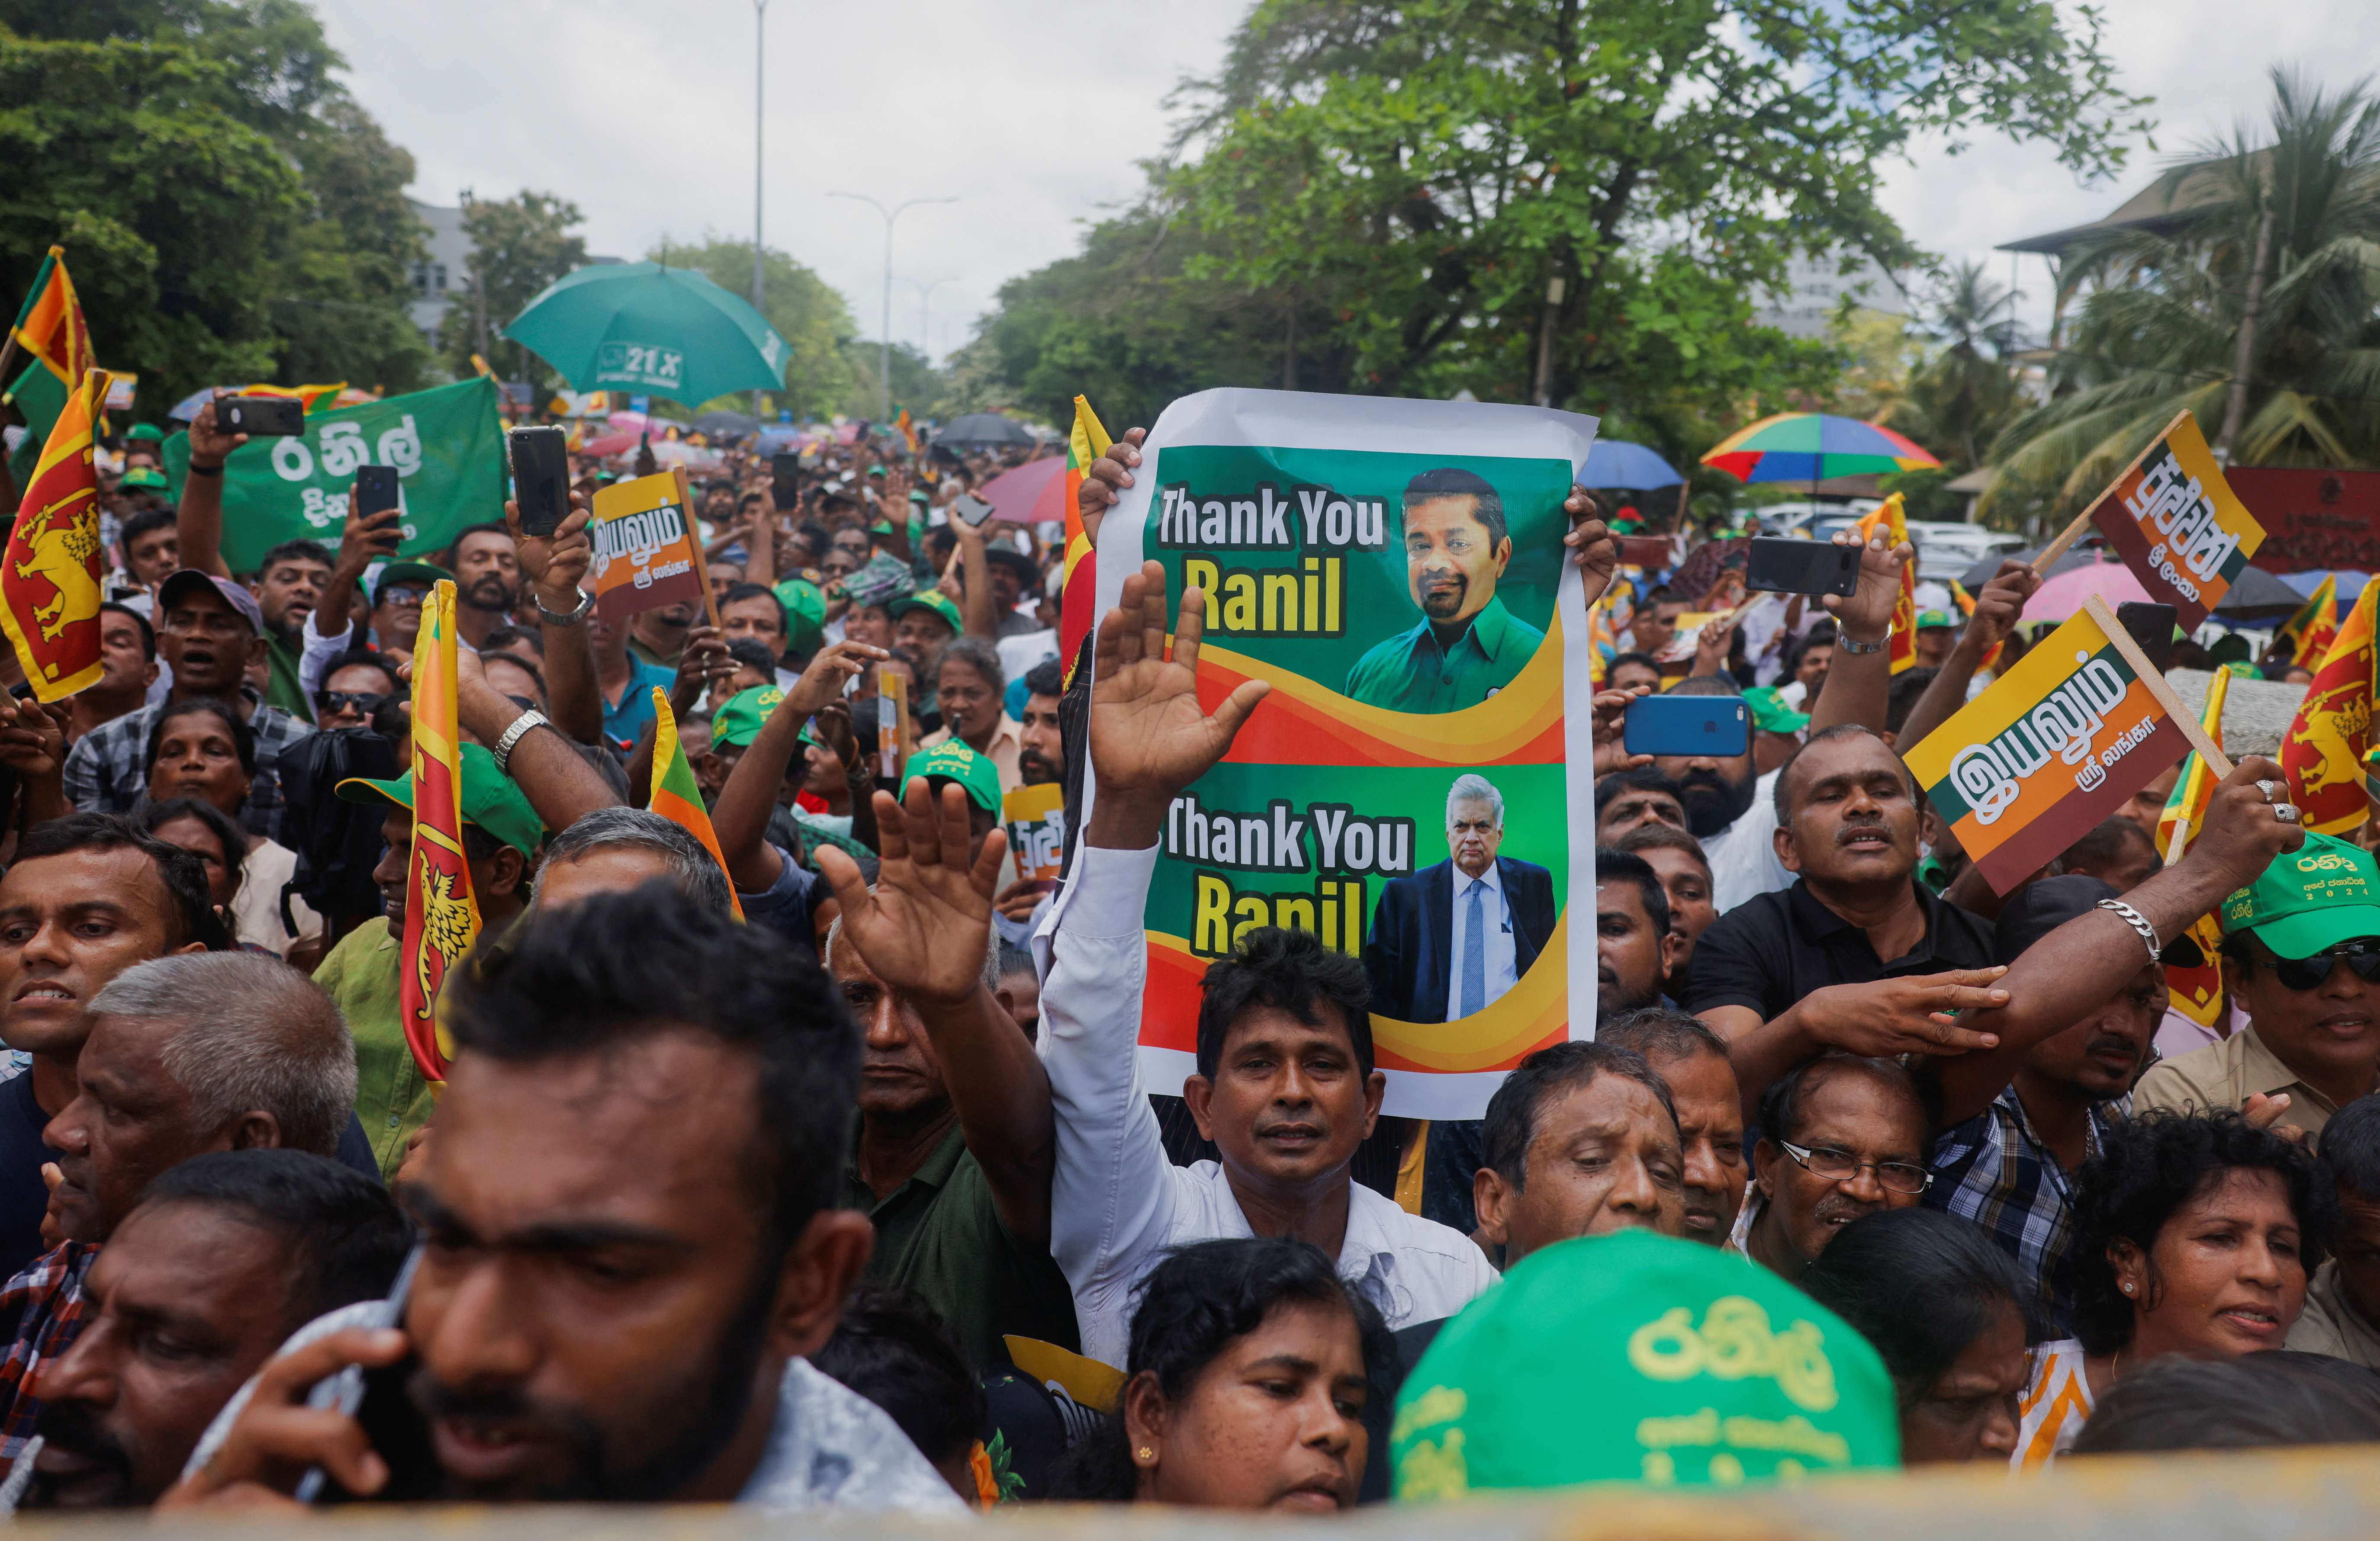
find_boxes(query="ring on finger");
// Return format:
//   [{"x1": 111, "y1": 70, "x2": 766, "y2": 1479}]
[
  {"x1": 2257, "y1": 778, "x2": 2280, "y2": 802},
  {"x1": 2277, "y1": 803, "x2": 2301, "y2": 823}
]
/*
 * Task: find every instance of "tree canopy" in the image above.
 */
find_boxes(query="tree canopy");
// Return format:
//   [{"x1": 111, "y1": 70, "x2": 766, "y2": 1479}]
[{"x1": 0, "y1": 0, "x2": 429, "y2": 418}]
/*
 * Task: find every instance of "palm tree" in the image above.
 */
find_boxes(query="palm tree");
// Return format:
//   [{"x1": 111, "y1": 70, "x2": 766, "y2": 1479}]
[
  {"x1": 1981, "y1": 67, "x2": 2380, "y2": 525},
  {"x1": 1875, "y1": 259, "x2": 2029, "y2": 472}
]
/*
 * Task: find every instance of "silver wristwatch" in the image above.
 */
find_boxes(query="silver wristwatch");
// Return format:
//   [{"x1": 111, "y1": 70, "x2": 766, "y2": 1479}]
[
  {"x1": 492, "y1": 709, "x2": 549, "y2": 774},
  {"x1": 535, "y1": 588, "x2": 593, "y2": 627}
]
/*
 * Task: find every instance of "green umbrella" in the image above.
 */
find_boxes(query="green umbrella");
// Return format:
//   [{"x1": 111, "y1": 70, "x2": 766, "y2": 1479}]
[{"x1": 501, "y1": 262, "x2": 791, "y2": 406}]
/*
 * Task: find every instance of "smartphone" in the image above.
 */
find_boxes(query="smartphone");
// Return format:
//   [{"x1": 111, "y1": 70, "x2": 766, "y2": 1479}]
[
  {"x1": 952, "y1": 493, "x2": 997, "y2": 529},
  {"x1": 355, "y1": 465, "x2": 400, "y2": 519},
  {"x1": 772, "y1": 452, "x2": 800, "y2": 513},
  {"x1": 2116, "y1": 601, "x2": 2178, "y2": 675},
  {"x1": 1743, "y1": 536, "x2": 1860, "y2": 599},
  {"x1": 1624, "y1": 693, "x2": 1750, "y2": 758},
  {"x1": 507, "y1": 425, "x2": 570, "y2": 538},
  {"x1": 216, "y1": 395, "x2": 306, "y2": 437},
  {"x1": 296, "y1": 1249, "x2": 424, "y2": 1504},
  {"x1": 1615, "y1": 535, "x2": 1671, "y2": 569}
]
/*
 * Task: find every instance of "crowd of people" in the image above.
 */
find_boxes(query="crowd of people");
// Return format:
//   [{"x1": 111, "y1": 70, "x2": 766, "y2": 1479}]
[{"x1": 0, "y1": 395, "x2": 2367, "y2": 1517}]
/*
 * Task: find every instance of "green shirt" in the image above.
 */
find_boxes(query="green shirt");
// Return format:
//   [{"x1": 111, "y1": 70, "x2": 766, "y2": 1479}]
[
  {"x1": 838, "y1": 1124, "x2": 1079, "y2": 1375},
  {"x1": 313, "y1": 921, "x2": 434, "y2": 1179},
  {"x1": 1343, "y1": 594, "x2": 1545, "y2": 712}
]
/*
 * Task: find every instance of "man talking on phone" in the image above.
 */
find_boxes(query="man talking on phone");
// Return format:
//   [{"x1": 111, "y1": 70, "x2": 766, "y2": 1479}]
[{"x1": 1344, "y1": 469, "x2": 1545, "y2": 713}]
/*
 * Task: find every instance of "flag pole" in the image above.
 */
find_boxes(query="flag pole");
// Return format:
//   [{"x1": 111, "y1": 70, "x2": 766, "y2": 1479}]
[{"x1": 2080, "y1": 594, "x2": 2233, "y2": 778}]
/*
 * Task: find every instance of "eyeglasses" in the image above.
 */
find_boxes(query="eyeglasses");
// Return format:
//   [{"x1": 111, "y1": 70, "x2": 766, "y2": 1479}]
[
  {"x1": 315, "y1": 690, "x2": 391, "y2": 715},
  {"x1": 2269, "y1": 940, "x2": 2380, "y2": 993},
  {"x1": 1775, "y1": 1139, "x2": 1933, "y2": 1195}
]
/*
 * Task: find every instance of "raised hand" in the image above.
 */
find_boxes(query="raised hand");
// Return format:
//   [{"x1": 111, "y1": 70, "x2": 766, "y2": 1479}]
[
  {"x1": 2182, "y1": 754, "x2": 2306, "y2": 887},
  {"x1": 1077, "y1": 427, "x2": 1148, "y2": 548},
  {"x1": 1967, "y1": 559, "x2": 2040, "y2": 652},
  {"x1": 671, "y1": 623, "x2": 735, "y2": 715},
  {"x1": 815, "y1": 780, "x2": 1005, "y2": 1006},
  {"x1": 156, "y1": 1326, "x2": 412, "y2": 1510},
  {"x1": 1824, "y1": 525, "x2": 1914, "y2": 642},
  {"x1": 504, "y1": 493, "x2": 593, "y2": 613},
  {"x1": 1085, "y1": 560, "x2": 1270, "y2": 848},
  {"x1": 1562, "y1": 486, "x2": 1618, "y2": 608},
  {"x1": 785, "y1": 639, "x2": 888, "y2": 717},
  {"x1": 186, "y1": 392, "x2": 249, "y2": 469},
  {"x1": 1591, "y1": 684, "x2": 1653, "y2": 776}
]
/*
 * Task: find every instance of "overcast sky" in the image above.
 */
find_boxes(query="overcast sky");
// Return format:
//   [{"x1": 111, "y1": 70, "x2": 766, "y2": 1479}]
[{"x1": 314, "y1": 0, "x2": 2380, "y2": 364}]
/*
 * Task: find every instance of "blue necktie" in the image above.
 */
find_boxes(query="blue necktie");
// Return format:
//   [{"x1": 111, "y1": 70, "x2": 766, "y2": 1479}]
[{"x1": 1460, "y1": 877, "x2": 1486, "y2": 1018}]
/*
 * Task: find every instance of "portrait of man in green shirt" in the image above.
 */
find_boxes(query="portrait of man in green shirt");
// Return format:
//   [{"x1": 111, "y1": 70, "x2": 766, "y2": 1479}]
[{"x1": 1344, "y1": 467, "x2": 1546, "y2": 713}]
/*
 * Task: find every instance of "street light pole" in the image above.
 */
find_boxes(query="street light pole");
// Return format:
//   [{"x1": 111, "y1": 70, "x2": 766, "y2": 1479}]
[
  {"x1": 830, "y1": 192, "x2": 955, "y2": 421},
  {"x1": 898, "y1": 276, "x2": 958, "y2": 361},
  {"x1": 750, "y1": 0, "x2": 769, "y2": 414}
]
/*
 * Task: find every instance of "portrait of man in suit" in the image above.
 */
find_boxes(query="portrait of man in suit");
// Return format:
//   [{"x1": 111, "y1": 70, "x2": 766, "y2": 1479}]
[{"x1": 1364, "y1": 771, "x2": 1558, "y2": 1023}]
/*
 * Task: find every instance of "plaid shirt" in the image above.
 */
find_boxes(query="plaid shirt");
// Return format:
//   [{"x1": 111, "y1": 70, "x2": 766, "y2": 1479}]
[
  {"x1": 61, "y1": 690, "x2": 311, "y2": 843},
  {"x1": 0, "y1": 1242, "x2": 96, "y2": 1460},
  {"x1": 1928, "y1": 1086, "x2": 2123, "y2": 1333}
]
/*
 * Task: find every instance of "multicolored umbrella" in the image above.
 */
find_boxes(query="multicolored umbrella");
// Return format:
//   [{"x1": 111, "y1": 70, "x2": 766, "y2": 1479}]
[{"x1": 1702, "y1": 413, "x2": 1940, "y2": 484}]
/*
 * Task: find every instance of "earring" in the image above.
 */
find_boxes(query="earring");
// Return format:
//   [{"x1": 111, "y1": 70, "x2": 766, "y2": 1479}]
[
  {"x1": 1136, "y1": 1447, "x2": 1156, "y2": 1463},
  {"x1": 2121, "y1": 1281, "x2": 2134, "y2": 1295}
]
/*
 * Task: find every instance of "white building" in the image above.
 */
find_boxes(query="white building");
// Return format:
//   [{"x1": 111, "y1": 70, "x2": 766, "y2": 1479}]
[
  {"x1": 1751, "y1": 252, "x2": 1907, "y2": 339},
  {"x1": 407, "y1": 199, "x2": 472, "y2": 337}
]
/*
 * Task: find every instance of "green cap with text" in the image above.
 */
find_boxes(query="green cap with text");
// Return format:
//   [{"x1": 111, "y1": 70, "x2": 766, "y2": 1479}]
[
  {"x1": 1393, "y1": 1231, "x2": 1897, "y2": 1499},
  {"x1": 2219, "y1": 831, "x2": 2380, "y2": 959},
  {"x1": 903, "y1": 740, "x2": 1000, "y2": 814},
  {"x1": 712, "y1": 684, "x2": 785, "y2": 749}
]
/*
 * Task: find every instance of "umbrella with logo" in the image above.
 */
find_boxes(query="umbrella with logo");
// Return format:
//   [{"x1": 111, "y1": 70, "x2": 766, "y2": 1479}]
[{"x1": 502, "y1": 262, "x2": 791, "y2": 408}]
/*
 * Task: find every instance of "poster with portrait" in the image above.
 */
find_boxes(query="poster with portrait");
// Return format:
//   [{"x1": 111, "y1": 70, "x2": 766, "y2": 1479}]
[{"x1": 1076, "y1": 388, "x2": 1601, "y2": 1118}]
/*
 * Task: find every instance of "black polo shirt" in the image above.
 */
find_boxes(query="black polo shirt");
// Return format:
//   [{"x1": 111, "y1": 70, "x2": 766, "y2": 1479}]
[{"x1": 1681, "y1": 877, "x2": 1996, "y2": 1021}]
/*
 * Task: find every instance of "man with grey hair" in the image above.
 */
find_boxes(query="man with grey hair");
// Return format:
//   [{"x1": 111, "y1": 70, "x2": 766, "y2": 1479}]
[
  {"x1": 1362, "y1": 770, "x2": 1560, "y2": 1233},
  {"x1": 1365, "y1": 770, "x2": 1557, "y2": 1025},
  {"x1": 0, "y1": 952, "x2": 363, "y2": 1456},
  {"x1": 535, "y1": 807, "x2": 736, "y2": 914},
  {"x1": 811, "y1": 777, "x2": 1077, "y2": 1374}
]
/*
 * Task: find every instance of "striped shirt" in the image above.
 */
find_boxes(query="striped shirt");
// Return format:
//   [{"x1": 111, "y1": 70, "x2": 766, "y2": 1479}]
[
  {"x1": 2014, "y1": 1338, "x2": 2095, "y2": 1470},
  {"x1": 0, "y1": 1242, "x2": 96, "y2": 1459}
]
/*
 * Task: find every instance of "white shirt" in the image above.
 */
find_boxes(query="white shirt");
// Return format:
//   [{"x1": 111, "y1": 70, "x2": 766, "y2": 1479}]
[
  {"x1": 234, "y1": 839, "x2": 322, "y2": 957},
  {"x1": 997, "y1": 626, "x2": 1059, "y2": 686},
  {"x1": 1041, "y1": 844, "x2": 1499, "y2": 1367},
  {"x1": 1444, "y1": 860, "x2": 1518, "y2": 1019},
  {"x1": 1700, "y1": 768, "x2": 1793, "y2": 915},
  {"x1": 185, "y1": 1301, "x2": 967, "y2": 1515}
]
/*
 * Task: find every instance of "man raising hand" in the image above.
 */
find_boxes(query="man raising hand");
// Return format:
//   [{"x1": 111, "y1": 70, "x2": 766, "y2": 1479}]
[{"x1": 1041, "y1": 562, "x2": 1496, "y2": 1368}]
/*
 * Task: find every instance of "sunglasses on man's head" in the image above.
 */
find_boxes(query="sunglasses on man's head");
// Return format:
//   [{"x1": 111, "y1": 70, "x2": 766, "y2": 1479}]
[
  {"x1": 2267, "y1": 939, "x2": 2380, "y2": 993},
  {"x1": 315, "y1": 690, "x2": 390, "y2": 715}
]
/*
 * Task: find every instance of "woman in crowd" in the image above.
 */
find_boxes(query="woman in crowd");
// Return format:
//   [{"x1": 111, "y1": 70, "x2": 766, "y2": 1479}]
[
  {"x1": 141, "y1": 796, "x2": 251, "y2": 944},
  {"x1": 1048, "y1": 1237, "x2": 1396, "y2": 1511},
  {"x1": 1799, "y1": 1208, "x2": 2034, "y2": 1464},
  {"x1": 2018, "y1": 1109, "x2": 2333, "y2": 1468},
  {"x1": 142, "y1": 698, "x2": 322, "y2": 959}
]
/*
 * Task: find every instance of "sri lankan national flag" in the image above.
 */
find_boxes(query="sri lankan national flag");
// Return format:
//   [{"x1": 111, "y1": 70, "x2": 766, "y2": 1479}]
[
  {"x1": 2281, "y1": 573, "x2": 2338, "y2": 668},
  {"x1": 2157, "y1": 665, "x2": 2232, "y2": 1030},
  {"x1": 648, "y1": 687, "x2": 743, "y2": 921},
  {"x1": 10, "y1": 247, "x2": 93, "y2": 392},
  {"x1": 236, "y1": 381, "x2": 346, "y2": 413},
  {"x1": 2281, "y1": 575, "x2": 2379, "y2": 835},
  {"x1": 1903, "y1": 596, "x2": 2190, "y2": 894},
  {"x1": 0, "y1": 368, "x2": 109, "y2": 700},
  {"x1": 399, "y1": 581, "x2": 479, "y2": 1085},
  {"x1": 1854, "y1": 491, "x2": 1918, "y2": 673},
  {"x1": 1060, "y1": 395, "x2": 1113, "y2": 685}
]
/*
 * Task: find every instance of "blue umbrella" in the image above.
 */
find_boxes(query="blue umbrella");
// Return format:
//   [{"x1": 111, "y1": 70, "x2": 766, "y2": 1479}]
[{"x1": 1581, "y1": 439, "x2": 1683, "y2": 491}]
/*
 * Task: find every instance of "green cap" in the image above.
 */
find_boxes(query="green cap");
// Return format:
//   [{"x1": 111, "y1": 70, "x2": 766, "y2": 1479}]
[
  {"x1": 335, "y1": 742, "x2": 544, "y2": 860},
  {"x1": 118, "y1": 466, "x2": 169, "y2": 490},
  {"x1": 1915, "y1": 609, "x2": 1954, "y2": 629},
  {"x1": 712, "y1": 684, "x2": 785, "y2": 749},
  {"x1": 889, "y1": 588, "x2": 962, "y2": 637},
  {"x1": 1393, "y1": 1231, "x2": 1898, "y2": 1498},
  {"x1": 773, "y1": 578, "x2": 827, "y2": 656},
  {"x1": 1742, "y1": 685, "x2": 1810, "y2": 736},
  {"x1": 903, "y1": 741, "x2": 1000, "y2": 814},
  {"x1": 126, "y1": 422, "x2": 164, "y2": 442},
  {"x1": 374, "y1": 561, "x2": 453, "y2": 607},
  {"x1": 2219, "y1": 831, "x2": 2380, "y2": 959}
]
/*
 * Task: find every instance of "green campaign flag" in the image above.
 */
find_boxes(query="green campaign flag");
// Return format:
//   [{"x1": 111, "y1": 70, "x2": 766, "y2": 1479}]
[
  {"x1": 163, "y1": 376, "x2": 505, "y2": 573},
  {"x1": 5, "y1": 361, "x2": 67, "y2": 490}
]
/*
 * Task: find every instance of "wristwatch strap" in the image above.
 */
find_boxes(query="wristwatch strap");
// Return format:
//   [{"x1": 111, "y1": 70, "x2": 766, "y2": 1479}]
[
  {"x1": 1836, "y1": 631, "x2": 1887, "y2": 655},
  {"x1": 492, "y1": 709, "x2": 549, "y2": 774},
  {"x1": 534, "y1": 588, "x2": 594, "y2": 627}
]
